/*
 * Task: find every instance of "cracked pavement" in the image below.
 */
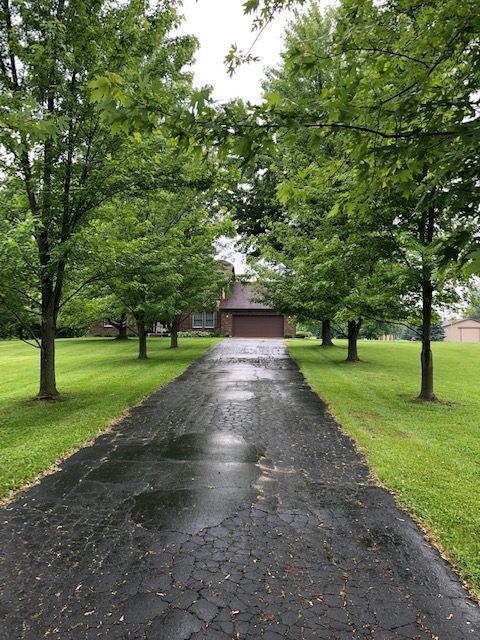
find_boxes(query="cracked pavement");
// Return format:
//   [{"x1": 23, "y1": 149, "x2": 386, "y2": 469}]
[{"x1": 1, "y1": 339, "x2": 479, "y2": 639}]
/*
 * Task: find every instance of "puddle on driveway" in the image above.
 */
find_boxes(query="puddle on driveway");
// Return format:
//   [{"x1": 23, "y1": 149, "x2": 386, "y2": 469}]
[
  {"x1": 162, "y1": 431, "x2": 264, "y2": 463},
  {"x1": 131, "y1": 486, "x2": 252, "y2": 533},
  {"x1": 109, "y1": 431, "x2": 264, "y2": 464},
  {"x1": 132, "y1": 488, "x2": 192, "y2": 525},
  {"x1": 216, "y1": 389, "x2": 255, "y2": 403},
  {"x1": 129, "y1": 431, "x2": 264, "y2": 533}
]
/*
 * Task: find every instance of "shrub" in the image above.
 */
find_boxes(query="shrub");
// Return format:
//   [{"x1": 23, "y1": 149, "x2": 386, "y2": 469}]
[
  {"x1": 178, "y1": 330, "x2": 219, "y2": 338},
  {"x1": 295, "y1": 331, "x2": 311, "y2": 339}
]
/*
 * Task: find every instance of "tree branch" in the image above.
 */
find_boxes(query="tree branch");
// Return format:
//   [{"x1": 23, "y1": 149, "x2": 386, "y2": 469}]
[
  {"x1": 9, "y1": 286, "x2": 42, "y2": 311},
  {"x1": 1, "y1": 303, "x2": 42, "y2": 348},
  {"x1": 58, "y1": 275, "x2": 101, "y2": 310}
]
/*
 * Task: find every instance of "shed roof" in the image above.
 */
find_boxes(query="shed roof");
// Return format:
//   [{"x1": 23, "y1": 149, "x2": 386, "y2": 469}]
[
  {"x1": 219, "y1": 282, "x2": 273, "y2": 311},
  {"x1": 443, "y1": 317, "x2": 480, "y2": 327}
]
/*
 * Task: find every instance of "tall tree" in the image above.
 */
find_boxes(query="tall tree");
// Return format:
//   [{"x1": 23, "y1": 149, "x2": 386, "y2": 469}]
[
  {"x1": 90, "y1": 141, "x2": 225, "y2": 359},
  {"x1": 318, "y1": 0, "x2": 479, "y2": 397},
  {"x1": 0, "y1": 0, "x2": 195, "y2": 397},
  {"x1": 226, "y1": 7, "x2": 403, "y2": 363},
  {"x1": 158, "y1": 213, "x2": 232, "y2": 349}
]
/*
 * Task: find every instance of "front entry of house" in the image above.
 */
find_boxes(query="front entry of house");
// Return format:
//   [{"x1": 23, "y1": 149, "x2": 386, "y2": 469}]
[{"x1": 232, "y1": 314, "x2": 284, "y2": 338}]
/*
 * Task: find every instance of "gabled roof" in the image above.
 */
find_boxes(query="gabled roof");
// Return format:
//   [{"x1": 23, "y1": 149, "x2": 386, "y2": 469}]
[
  {"x1": 217, "y1": 259, "x2": 235, "y2": 274},
  {"x1": 443, "y1": 317, "x2": 480, "y2": 327},
  {"x1": 219, "y1": 282, "x2": 273, "y2": 311}
]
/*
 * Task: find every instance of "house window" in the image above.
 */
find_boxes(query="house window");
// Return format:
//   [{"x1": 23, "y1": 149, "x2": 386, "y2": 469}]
[
  {"x1": 192, "y1": 312, "x2": 204, "y2": 329},
  {"x1": 192, "y1": 311, "x2": 216, "y2": 329},
  {"x1": 204, "y1": 312, "x2": 215, "y2": 328},
  {"x1": 154, "y1": 322, "x2": 168, "y2": 334},
  {"x1": 103, "y1": 319, "x2": 114, "y2": 328}
]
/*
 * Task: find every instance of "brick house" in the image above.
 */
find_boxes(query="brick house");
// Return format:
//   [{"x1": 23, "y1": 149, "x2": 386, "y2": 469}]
[
  {"x1": 176, "y1": 281, "x2": 296, "y2": 338},
  {"x1": 90, "y1": 277, "x2": 296, "y2": 339}
]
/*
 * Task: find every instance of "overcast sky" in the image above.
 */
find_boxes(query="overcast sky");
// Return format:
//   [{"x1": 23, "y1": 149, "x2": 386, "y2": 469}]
[
  {"x1": 178, "y1": 1, "x2": 314, "y2": 272},
  {"x1": 178, "y1": 0, "x2": 296, "y2": 103}
]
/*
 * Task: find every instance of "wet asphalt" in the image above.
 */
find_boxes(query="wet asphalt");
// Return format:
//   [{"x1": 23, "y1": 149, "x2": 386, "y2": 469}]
[{"x1": 0, "y1": 339, "x2": 479, "y2": 639}]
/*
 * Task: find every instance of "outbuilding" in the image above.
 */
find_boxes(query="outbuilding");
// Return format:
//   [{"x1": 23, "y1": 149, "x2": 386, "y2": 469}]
[{"x1": 443, "y1": 318, "x2": 480, "y2": 342}]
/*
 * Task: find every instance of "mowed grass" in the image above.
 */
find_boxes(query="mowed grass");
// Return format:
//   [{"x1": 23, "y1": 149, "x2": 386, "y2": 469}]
[
  {"x1": 287, "y1": 339, "x2": 480, "y2": 598},
  {"x1": 0, "y1": 337, "x2": 220, "y2": 500}
]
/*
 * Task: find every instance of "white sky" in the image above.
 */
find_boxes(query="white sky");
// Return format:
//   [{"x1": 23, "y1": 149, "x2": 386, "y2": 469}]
[
  {"x1": 178, "y1": 0, "x2": 295, "y2": 103},
  {"x1": 178, "y1": 2, "x2": 323, "y2": 273},
  {"x1": 178, "y1": 1, "x2": 298, "y2": 272}
]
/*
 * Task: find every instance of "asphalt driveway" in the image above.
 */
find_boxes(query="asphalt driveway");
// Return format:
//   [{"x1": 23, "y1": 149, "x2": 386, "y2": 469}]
[{"x1": 0, "y1": 339, "x2": 479, "y2": 639}]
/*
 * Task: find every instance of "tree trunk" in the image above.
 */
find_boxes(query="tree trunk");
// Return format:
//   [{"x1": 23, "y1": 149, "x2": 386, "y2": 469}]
[
  {"x1": 116, "y1": 323, "x2": 128, "y2": 340},
  {"x1": 321, "y1": 319, "x2": 334, "y2": 347},
  {"x1": 137, "y1": 322, "x2": 148, "y2": 360},
  {"x1": 37, "y1": 99, "x2": 58, "y2": 399},
  {"x1": 117, "y1": 324, "x2": 128, "y2": 340},
  {"x1": 113, "y1": 313, "x2": 129, "y2": 340},
  {"x1": 170, "y1": 324, "x2": 178, "y2": 349},
  {"x1": 417, "y1": 204, "x2": 436, "y2": 401},
  {"x1": 346, "y1": 319, "x2": 362, "y2": 362},
  {"x1": 418, "y1": 279, "x2": 435, "y2": 400},
  {"x1": 37, "y1": 290, "x2": 59, "y2": 399}
]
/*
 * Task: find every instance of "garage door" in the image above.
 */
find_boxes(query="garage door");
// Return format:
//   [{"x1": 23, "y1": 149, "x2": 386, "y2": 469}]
[
  {"x1": 232, "y1": 315, "x2": 284, "y2": 338},
  {"x1": 460, "y1": 327, "x2": 480, "y2": 342}
]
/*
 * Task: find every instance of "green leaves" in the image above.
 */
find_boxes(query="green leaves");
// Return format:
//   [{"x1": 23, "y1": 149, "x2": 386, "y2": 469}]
[
  {"x1": 243, "y1": 0, "x2": 261, "y2": 13},
  {"x1": 190, "y1": 88, "x2": 212, "y2": 112},
  {"x1": 0, "y1": 0, "x2": 207, "y2": 377},
  {"x1": 88, "y1": 73, "x2": 130, "y2": 107},
  {"x1": 465, "y1": 248, "x2": 480, "y2": 276},
  {"x1": 225, "y1": 43, "x2": 260, "y2": 77},
  {"x1": 327, "y1": 202, "x2": 341, "y2": 219},
  {"x1": 81, "y1": 129, "x2": 226, "y2": 331},
  {"x1": 264, "y1": 92, "x2": 283, "y2": 108}
]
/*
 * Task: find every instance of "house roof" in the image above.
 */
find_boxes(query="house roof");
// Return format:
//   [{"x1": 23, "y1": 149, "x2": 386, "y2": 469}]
[
  {"x1": 219, "y1": 282, "x2": 273, "y2": 311},
  {"x1": 217, "y1": 259, "x2": 235, "y2": 275},
  {"x1": 443, "y1": 317, "x2": 480, "y2": 327}
]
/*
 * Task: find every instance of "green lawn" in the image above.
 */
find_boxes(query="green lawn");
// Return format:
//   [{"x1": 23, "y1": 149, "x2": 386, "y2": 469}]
[
  {"x1": 0, "y1": 337, "x2": 219, "y2": 501},
  {"x1": 287, "y1": 339, "x2": 480, "y2": 598}
]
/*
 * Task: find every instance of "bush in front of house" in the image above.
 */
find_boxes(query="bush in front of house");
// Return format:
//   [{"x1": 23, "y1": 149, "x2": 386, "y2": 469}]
[
  {"x1": 295, "y1": 331, "x2": 312, "y2": 339},
  {"x1": 178, "y1": 330, "x2": 220, "y2": 338}
]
